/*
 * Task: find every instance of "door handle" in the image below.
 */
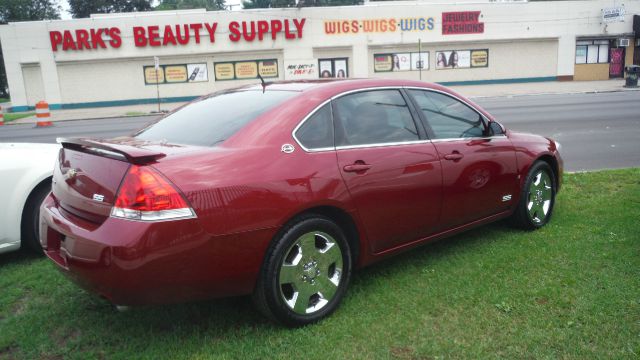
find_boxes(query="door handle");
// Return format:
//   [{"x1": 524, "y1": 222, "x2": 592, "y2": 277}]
[
  {"x1": 443, "y1": 152, "x2": 464, "y2": 161},
  {"x1": 343, "y1": 163, "x2": 372, "y2": 173}
]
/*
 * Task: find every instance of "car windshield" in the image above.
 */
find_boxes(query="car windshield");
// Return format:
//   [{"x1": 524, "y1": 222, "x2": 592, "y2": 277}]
[{"x1": 135, "y1": 90, "x2": 298, "y2": 146}]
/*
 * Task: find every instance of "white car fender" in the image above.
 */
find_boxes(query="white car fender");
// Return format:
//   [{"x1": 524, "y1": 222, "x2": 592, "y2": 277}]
[{"x1": 0, "y1": 143, "x2": 61, "y2": 253}]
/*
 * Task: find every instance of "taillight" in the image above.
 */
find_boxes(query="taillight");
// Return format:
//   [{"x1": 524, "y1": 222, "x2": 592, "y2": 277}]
[{"x1": 110, "y1": 165, "x2": 195, "y2": 221}]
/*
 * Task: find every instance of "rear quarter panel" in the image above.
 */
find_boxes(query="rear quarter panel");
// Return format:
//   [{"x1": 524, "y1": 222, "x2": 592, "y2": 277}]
[{"x1": 147, "y1": 93, "x2": 362, "y2": 291}]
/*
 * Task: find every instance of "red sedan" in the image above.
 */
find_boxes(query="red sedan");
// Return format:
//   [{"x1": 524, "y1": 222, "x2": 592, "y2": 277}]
[{"x1": 40, "y1": 79, "x2": 562, "y2": 326}]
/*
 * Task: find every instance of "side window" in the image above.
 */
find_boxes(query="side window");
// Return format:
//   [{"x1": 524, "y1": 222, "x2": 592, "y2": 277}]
[
  {"x1": 489, "y1": 121, "x2": 505, "y2": 136},
  {"x1": 409, "y1": 90, "x2": 486, "y2": 139},
  {"x1": 333, "y1": 90, "x2": 419, "y2": 146},
  {"x1": 295, "y1": 103, "x2": 334, "y2": 150}
]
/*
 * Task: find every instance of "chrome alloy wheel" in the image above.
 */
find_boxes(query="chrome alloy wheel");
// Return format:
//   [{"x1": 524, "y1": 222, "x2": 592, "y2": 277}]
[
  {"x1": 278, "y1": 231, "x2": 343, "y2": 315},
  {"x1": 527, "y1": 170, "x2": 553, "y2": 224}
]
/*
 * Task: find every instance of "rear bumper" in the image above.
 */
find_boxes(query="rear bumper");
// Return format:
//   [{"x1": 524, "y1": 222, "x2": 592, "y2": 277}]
[{"x1": 40, "y1": 194, "x2": 269, "y2": 305}]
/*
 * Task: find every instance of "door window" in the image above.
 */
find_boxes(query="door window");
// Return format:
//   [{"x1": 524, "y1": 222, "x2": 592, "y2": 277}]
[
  {"x1": 409, "y1": 90, "x2": 485, "y2": 139},
  {"x1": 295, "y1": 103, "x2": 334, "y2": 150},
  {"x1": 332, "y1": 90, "x2": 420, "y2": 146}
]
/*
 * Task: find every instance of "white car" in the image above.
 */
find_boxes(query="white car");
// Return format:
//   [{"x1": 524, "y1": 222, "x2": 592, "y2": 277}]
[{"x1": 0, "y1": 143, "x2": 60, "y2": 254}]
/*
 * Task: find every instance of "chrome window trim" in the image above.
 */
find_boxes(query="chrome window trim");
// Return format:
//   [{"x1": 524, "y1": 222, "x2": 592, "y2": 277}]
[
  {"x1": 291, "y1": 86, "x2": 506, "y2": 153},
  {"x1": 335, "y1": 139, "x2": 433, "y2": 151},
  {"x1": 329, "y1": 86, "x2": 407, "y2": 101}
]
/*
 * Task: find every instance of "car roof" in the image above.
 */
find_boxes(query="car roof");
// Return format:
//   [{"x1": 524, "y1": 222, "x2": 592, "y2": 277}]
[
  {"x1": 238, "y1": 78, "x2": 451, "y2": 97},
  {"x1": 231, "y1": 78, "x2": 494, "y2": 123}
]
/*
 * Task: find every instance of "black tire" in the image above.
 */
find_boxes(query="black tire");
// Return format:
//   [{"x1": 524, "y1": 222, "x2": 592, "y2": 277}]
[
  {"x1": 253, "y1": 214, "x2": 352, "y2": 327},
  {"x1": 510, "y1": 161, "x2": 556, "y2": 230},
  {"x1": 20, "y1": 180, "x2": 52, "y2": 253}
]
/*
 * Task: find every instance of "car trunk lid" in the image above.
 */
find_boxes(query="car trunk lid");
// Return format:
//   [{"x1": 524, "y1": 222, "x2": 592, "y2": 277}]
[{"x1": 53, "y1": 138, "x2": 169, "y2": 223}]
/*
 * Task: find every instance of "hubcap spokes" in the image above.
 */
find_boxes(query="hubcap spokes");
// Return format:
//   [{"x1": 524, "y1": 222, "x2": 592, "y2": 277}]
[
  {"x1": 279, "y1": 232, "x2": 343, "y2": 315},
  {"x1": 527, "y1": 171, "x2": 552, "y2": 224}
]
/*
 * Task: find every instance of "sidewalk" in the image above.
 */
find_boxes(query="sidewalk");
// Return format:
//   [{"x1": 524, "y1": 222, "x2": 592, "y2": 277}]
[{"x1": 6, "y1": 79, "x2": 639, "y2": 124}]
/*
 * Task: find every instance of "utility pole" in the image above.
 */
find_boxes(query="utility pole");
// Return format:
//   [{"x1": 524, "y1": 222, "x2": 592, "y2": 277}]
[
  {"x1": 154, "y1": 56, "x2": 161, "y2": 113},
  {"x1": 418, "y1": 38, "x2": 423, "y2": 81}
]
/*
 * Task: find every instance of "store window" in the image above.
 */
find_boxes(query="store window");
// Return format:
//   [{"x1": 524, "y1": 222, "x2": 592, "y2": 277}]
[
  {"x1": 319, "y1": 58, "x2": 348, "y2": 78},
  {"x1": 575, "y1": 40, "x2": 610, "y2": 64},
  {"x1": 374, "y1": 52, "x2": 430, "y2": 72}
]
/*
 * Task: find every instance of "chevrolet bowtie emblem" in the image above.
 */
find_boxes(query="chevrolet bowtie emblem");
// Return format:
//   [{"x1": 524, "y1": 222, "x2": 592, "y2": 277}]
[{"x1": 66, "y1": 168, "x2": 78, "y2": 179}]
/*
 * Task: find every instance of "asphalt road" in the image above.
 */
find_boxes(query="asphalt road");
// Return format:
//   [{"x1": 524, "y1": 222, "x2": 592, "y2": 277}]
[
  {"x1": 474, "y1": 91, "x2": 640, "y2": 171},
  {"x1": 0, "y1": 91, "x2": 638, "y2": 171}
]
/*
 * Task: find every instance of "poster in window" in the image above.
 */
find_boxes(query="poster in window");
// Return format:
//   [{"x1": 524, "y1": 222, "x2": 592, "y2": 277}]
[
  {"x1": 334, "y1": 59, "x2": 348, "y2": 78},
  {"x1": 470, "y1": 50, "x2": 488, "y2": 67},
  {"x1": 392, "y1": 53, "x2": 411, "y2": 71},
  {"x1": 457, "y1": 51, "x2": 471, "y2": 68},
  {"x1": 319, "y1": 59, "x2": 333, "y2": 78},
  {"x1": 144, "y1": 66, "x2": 165, "y2": 84},
  {"x1": 235, "y1": 61, "x2": 258, "y2": 79},
  {"x1": 436, "y1": 50, "x2": 471, "y2": 69},
  {"x1": 374, "y1": 55, "x2": 393, "y2": 72},
  {"x1": 410, "y1": 52, "x2": 429, "y2": 70},
  {"x1": 435, "y1": 52, "x2": 448, "y2": 69},
  {"x1": 258, "y1": 60, "x2": 278, "y2": 78},
  {"x1": 214, "y1": 63, "x2": 235, "y2": 80},
  {"x1": 187, "y1": 64, "x2": 208, "y2": 82},
  {"x1": 165, "y1": 65, "x2": 188, "y2": 83}
]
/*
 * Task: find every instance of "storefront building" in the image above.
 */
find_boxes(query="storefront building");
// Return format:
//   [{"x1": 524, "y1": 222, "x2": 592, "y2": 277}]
[{"x1": 1, "y1": 0, "x2": 638, "y2": 111}]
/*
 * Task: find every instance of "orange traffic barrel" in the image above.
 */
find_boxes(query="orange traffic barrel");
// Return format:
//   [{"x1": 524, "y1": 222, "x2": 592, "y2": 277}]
[
  {"x1": 0, "y1": 105, "x2": 4, "y2": 125},
  {"x1": 35, "y1": 101, "x2": 53, "y2": 127}
]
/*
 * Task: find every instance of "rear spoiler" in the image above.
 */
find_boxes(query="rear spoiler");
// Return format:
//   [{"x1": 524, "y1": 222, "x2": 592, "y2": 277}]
[{"x1": 57, "y1": 138, "x2": 166, "y2": 165}]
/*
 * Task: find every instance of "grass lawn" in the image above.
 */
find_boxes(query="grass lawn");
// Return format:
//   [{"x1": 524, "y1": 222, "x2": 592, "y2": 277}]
[
  {"x1": 2, "y1": 112, "x2": 35, "y2": 123},
  {"x1": 1, "y1": 168, "x2": 638, "y2": 359}
]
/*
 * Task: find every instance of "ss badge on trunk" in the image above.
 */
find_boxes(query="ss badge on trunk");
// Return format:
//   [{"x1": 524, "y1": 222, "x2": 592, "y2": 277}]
[{"x1": 93, "y1": 194, "x2": 105, "y2": 202}]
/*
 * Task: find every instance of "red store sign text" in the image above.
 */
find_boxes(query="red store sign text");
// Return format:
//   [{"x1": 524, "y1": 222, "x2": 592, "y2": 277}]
[
  {"x1": 442, "y1": 11, "x2": 484, "y2": 35},
  {"x1": 49, "y1": 18, "x2": 306, "y2": 51}
]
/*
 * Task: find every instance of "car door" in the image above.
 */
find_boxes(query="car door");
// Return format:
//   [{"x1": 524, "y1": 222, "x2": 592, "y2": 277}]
[
  {"x1": 407, "y1": 89, "x2": 518, "y2": 230},
  {"x1": 332, "y1": 89, "x2": 443, "y2": 253}
]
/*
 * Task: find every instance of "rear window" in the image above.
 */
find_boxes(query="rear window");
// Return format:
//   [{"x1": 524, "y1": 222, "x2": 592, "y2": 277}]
[{"x1": 135, "y1": 90, "x2": 297, "y2": 146}]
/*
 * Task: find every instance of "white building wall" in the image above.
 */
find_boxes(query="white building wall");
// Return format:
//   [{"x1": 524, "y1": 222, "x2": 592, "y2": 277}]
[{"x1": 0, "y1": 0, "x2": 637, "y2": 109}]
